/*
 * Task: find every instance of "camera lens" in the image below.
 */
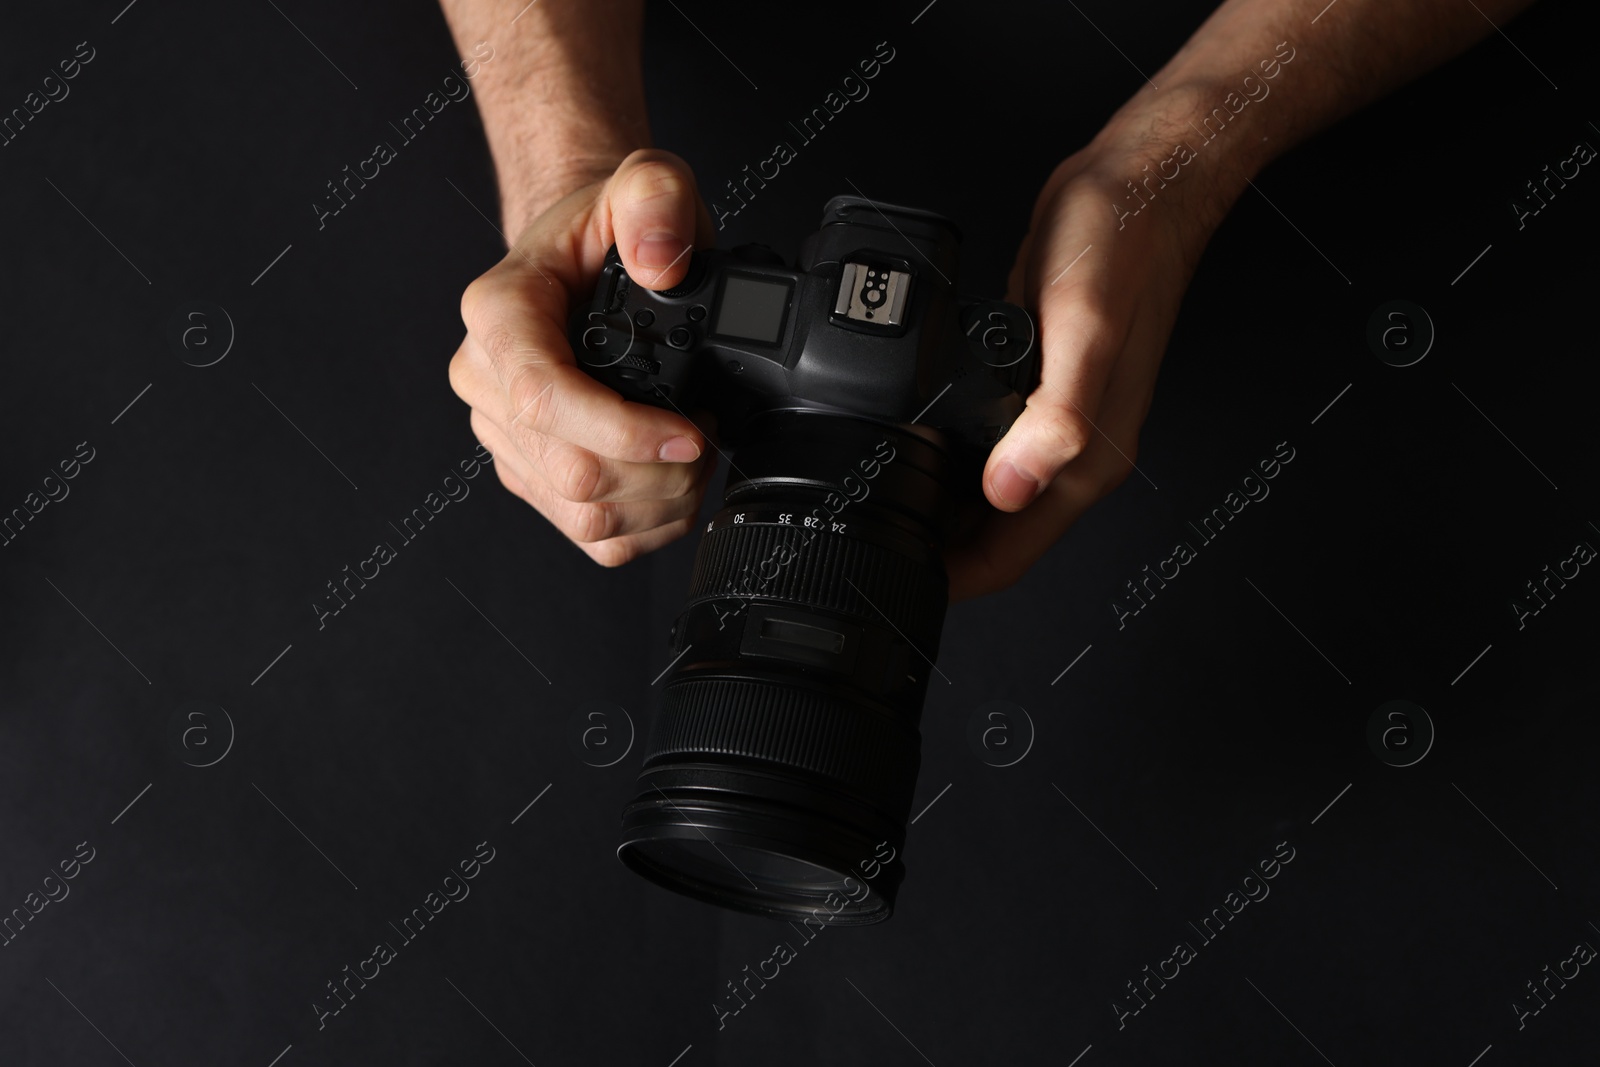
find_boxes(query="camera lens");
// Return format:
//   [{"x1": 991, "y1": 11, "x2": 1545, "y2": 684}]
[{"x1": 617, "y1": 412, "x2": 953, "y2": 925}]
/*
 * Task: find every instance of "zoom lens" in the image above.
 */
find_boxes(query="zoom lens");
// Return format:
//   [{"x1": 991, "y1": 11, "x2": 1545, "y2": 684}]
[{"x1": 617, "y1": 412, "x2": 952, "y2": 925}]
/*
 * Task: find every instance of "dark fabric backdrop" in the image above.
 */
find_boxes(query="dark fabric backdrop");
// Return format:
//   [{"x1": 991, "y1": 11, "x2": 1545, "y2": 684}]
[{"x1": 1, "y1": 1, "x2": 1595, "y2": 1065}]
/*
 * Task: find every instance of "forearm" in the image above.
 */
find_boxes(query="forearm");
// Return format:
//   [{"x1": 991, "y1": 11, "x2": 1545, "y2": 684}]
[
  {"x1": 1093, "y1": 0, "x2": 1540, "y2": 231},
  {"x1": 438, "y1": 0, "x2": 651, "y2": 234}
]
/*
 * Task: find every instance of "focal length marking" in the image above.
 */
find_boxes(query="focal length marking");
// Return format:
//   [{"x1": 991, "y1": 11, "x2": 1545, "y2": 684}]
[{"x1": 709, "y1": 506, "x2": 850, "y2": 536}]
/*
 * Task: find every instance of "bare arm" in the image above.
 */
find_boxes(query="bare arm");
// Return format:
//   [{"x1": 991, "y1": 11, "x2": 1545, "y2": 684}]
[
  {"x1": 437, "y1": 0, "x2": 652, "y2": 236},
  {"x1": 437, "y1": 0, "x2": 1545, "y2": 590},
  {"x1": 442, "y1": 0, "x2": 721, "y2": 569},
  {"x1": 1160, "y1": 0, "x2": 1537, "y2": 187},
  {"x1": 957, "y1": 0, "x2": 1542, "y2": 597}
]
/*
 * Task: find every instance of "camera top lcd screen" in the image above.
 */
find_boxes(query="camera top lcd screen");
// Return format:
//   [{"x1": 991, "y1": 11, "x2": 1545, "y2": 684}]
[{"x1": 712, "y1": 274, "x2": 792, "y2": 345}]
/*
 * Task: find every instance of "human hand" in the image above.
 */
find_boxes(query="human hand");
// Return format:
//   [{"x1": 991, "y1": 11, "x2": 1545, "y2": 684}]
[
  {"x1": 449, "y1": 149, "x2": 719, "y2": 565},
  {"x1": 947, "y1": 105, "x2": 1246, "y2": 601}
]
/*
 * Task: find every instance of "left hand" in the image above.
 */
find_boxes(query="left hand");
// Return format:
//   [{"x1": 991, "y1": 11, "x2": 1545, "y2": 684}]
[{"x1": 946, "y1": 112, "x2": 1242, "y2": 601}]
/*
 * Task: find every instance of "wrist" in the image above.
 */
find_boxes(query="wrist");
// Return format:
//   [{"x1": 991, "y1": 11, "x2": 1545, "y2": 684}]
[
  {"x1": 476, "y1": 75, "x2": 647, "y2": 235},
  {"x1": 497, "y1": 139, "x2": 637, "y2": 238},
  {"x1": 1090, "y1": 27, "x2": 1312, "y2": 213},
  {"x1": 1071, "y1": 79, "x2": 1275, "y2": 269},
  {"x1": 441, "y1": 0, "x2": 651, "y2": 237},
  {"x1": 470, "y1": 70, "x2": 650, "y2": 237}
]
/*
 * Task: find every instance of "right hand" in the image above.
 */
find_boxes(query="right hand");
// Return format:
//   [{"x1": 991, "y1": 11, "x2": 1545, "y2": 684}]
[{"x1": 450, "y1": 149, "x2": 718, "y2": 566}]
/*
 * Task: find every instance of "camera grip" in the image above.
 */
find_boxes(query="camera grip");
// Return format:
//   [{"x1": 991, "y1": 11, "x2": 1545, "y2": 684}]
[{"x1": 569, "y1": 246, "x2": 711, "y2": 412}]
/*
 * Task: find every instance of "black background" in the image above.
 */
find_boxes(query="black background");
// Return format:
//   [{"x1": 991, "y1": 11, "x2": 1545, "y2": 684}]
[{"x1": 2, "y1": 1, "x2": 1596, "y2": 1064}]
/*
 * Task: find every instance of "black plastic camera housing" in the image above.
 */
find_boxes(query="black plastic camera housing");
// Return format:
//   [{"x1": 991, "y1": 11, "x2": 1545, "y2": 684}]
[
  {"x1": 572, "y1": 195, "x2": 1035, "y2": 449},
  {"x1": 567, "y1": 196, "x2": 1038, "y2": 925}
]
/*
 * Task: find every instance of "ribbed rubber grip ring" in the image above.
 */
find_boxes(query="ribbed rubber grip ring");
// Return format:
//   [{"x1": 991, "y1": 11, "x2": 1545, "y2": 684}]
[
  {"x1": 685, "y1": 522, "x2": 945, "y2": 641},
  {"x1": 646, "y1": 676, "x2": 920, "y2": 812}
]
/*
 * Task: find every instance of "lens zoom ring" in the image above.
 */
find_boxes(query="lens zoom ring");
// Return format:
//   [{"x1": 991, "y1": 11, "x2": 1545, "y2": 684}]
[
  {"x1": 648, "y1": 677, "x2": 919, "y2": 806},
  {"x1": 687, "y1": 523, "x2": 944, "y2": 637}
]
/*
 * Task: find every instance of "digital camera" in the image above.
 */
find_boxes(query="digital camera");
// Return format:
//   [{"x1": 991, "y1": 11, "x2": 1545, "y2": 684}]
[{"x1": 569, "y1": 195, "x2": 1038, "y2": 924}]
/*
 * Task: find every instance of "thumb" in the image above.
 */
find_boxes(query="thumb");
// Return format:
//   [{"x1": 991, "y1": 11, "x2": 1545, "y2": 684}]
[
  {"x1": 607, "y1": 148, "x2": 706, "y2": 291},
  {"x1": 984, "y1": 302, "x2": 1124, "y2": 511}
]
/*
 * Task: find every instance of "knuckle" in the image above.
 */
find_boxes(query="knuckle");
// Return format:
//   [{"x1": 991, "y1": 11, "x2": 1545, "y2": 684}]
[
  {"x1": 1035, "y1": 404, "x2": 1093, "y2": 461},
  {"x1": 459, "y1": 274, "x2": 502, "y2": 333},
  {"x1": 448, "y1": 345, "x2": 475, "y2": 403},
  {"x1": 479, "y1": 320, "x2": 522, "y2": 371},
  {"x1": 550, "y1": 447, "x2": 604, "y2": 503},
  {"x1": 506, "y1": 363, "x2": 555, "y2": 431},
  {"x1": 616, "y1": 148, "x2": 657, "y2": 172},
  {"x1": 504, "y1": 411, "x2": 541, "y2": 460},
  {"x1": 616, "y1": 150, "x2": 690, "y2": 197},
  {"x1": 458, "y1": 278, "x2": 483, "y2": 328},
  {"x1": 626, "y1": 160, "x2": 688, "y2": 205},
  {"x1": 1042, "y1": 289, "x2": 1119, "y2": 353},
  {"x1": 509, "y1": 426, "x2": 549, "y2": 480},
  {"x1": 568, "y1": 502, "x2": 618, "y2": 544},
  {"x1": 585, "y1": 406, "x2": 646, "y2": 461},
  {"x1": 584, "y1": 538, "x2": 637, "y2": 568},
  {"x1": 605, "y1": 421, "x2": 650, "y2": 462}
]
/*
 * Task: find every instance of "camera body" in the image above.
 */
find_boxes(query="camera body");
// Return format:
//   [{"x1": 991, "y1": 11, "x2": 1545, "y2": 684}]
[
  {"x1": 572, "y1": 195, "x2": 1036, "y2": 451},
  {"x1": 567, "y1": 196, "x2": 1038, "y2": 925}
]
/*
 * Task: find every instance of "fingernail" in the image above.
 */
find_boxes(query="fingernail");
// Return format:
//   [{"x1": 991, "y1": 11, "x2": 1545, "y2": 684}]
[
  {"x1": 990, "y1": 461, "x2": 1040, "y2": 509},
  {"x1": 658, "y1": 436, "x2": 700, "y2": 462},
  {"x1": 635, "y1": 234, "x2": 685, "y2": 270}
]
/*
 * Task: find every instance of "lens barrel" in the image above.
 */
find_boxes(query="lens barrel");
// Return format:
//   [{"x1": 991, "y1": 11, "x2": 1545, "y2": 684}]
[{"x1": 618, "y1": 412, "x2": 952, "y2": 924}]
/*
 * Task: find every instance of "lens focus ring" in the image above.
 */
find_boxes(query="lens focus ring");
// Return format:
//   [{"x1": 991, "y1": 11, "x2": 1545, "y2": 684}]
[
  {"x1": 685, "y1": 519, "x2": 945, "y2": 642},
  {"x1": 650, "y1": 676, "x2": 919, "y2": 809}
]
